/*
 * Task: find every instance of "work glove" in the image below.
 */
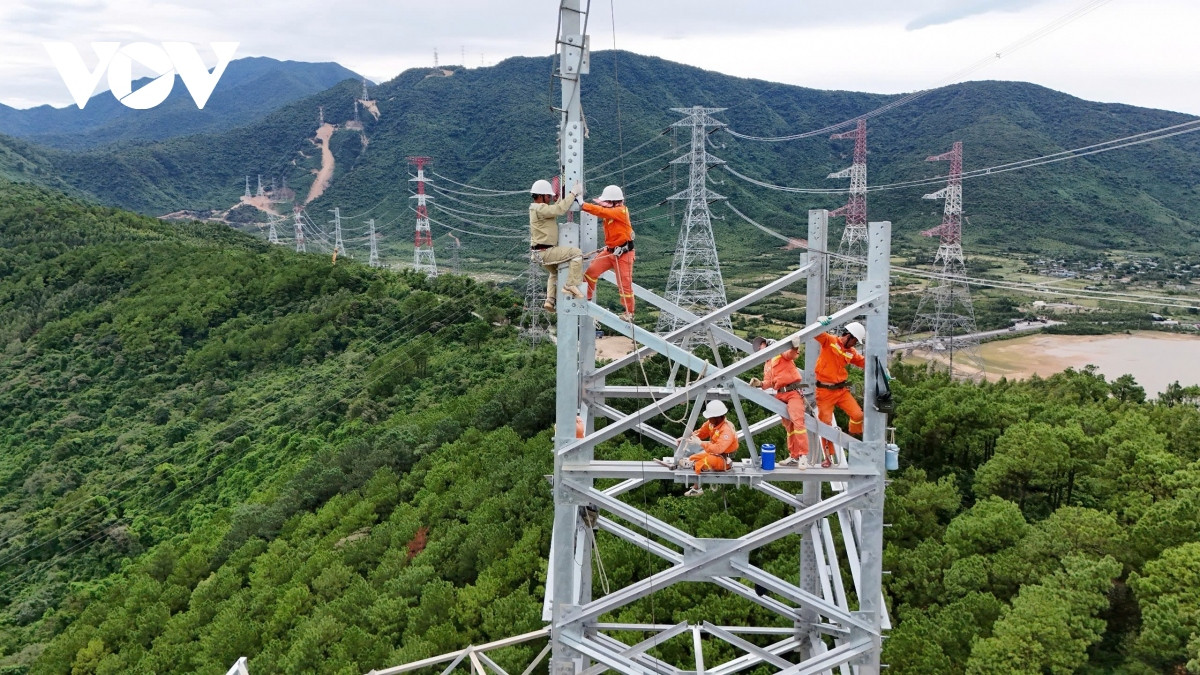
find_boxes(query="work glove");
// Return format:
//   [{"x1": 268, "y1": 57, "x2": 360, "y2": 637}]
[
  {"x1": 749, "y1": 377, "x2": 763, "y2": 388},
  {"x1": 569, "y1": 182, "x2": 581, "y2": 197},
  {"x1": 791, "y1": 335, "x2": 801, "y2": 350},
  {"x1": 611, "y1": 244, "x2": 630, "y2": 256},
  {"x1": 817, "y1": 315, "x2": 831, "y2": 326}
]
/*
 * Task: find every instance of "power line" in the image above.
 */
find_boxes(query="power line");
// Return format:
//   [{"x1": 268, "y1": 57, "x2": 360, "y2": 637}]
[
  {"x1": 430, "y1": 171, "x2": 528, "y2": 196},
  {"x1": 723, "y1": 0, "x2": 1116, "y2": 142},
  {"x1": 722, "y1": 119, "x2": 1200, "y2": 195}
]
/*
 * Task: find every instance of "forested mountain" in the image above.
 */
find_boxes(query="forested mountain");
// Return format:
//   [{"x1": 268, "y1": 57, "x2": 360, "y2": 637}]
[
  {"x1": 1, "y1": 179, "x2": 1200, "y2": 673},
  {"x1": 0, "y1": 57, "x2": 365, "y2": 150},
  {"x1": 6, "y1": 50, "x2": 1200, "y2": 260}
]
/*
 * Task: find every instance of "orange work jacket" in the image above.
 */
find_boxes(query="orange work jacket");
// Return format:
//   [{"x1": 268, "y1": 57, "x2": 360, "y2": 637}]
[
  {"x1": 814, "y1": 332, "x2": 865, "y2": 384},
  {"x1": 697, "y1": 418, "x2": 737, "y2": 456},
  {"x1": 763, "y1": 347, "x2": 802, "y2": 390},
  {"x1": 581, "y1": 202, "x2": 634, "y2": 248}
]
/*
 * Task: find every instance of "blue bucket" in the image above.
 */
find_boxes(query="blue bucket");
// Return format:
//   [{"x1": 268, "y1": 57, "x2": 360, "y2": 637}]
[
  {"x1": 761, "y1": 444, "x2": 776, "y2": 471},
  {"x1": 885, "y1": 444, "x2": 900, "y2": 471}
]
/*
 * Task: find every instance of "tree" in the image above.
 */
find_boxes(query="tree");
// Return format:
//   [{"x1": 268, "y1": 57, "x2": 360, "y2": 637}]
[
  {"x1": 1129, "y1": 542, "x2": 1200, "y2": 670},
  {"x1": 966, "y1": 556, "x2": 1119, "y2": 674}
]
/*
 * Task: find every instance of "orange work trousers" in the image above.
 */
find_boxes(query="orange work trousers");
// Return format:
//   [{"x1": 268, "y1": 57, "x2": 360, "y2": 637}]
[
  {"x1": 778, "y1": 390, "x2": 810, "y2": 459},
  {"x1": 688, "y1": 451, "x2": 732, "y2": 474},
  {"x1": 816, "y1": 386, "x2": 863, "y2": 459},
  {"x1": 584, "y1": 249, "x2": 636, "y2": 314}
]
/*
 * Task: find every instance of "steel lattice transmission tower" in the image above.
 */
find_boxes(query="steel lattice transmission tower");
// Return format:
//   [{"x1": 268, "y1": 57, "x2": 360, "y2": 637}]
[
  {"x1": 517, "y1": 254, "x2": 551, "y2": 346},
  {"x1": 448, "y1": 234, "x2": 462, "y2": 275},
  {"x1": 370, "y1": 4, "x2": 893, "y2": 674},
  {"x1": 329, "y1": 207, "x2": 347, "y2": 259},
  {"x1": 911, "y1": 141, "x2": 984, "y2": 377},
  {"x1": 826, "y1": 119, "x2": 869, "y2": 313},
  {"x1": 266, "y1": 216, "x2": 280, "y2": 245},
  {"x1": 367, "y1": 218, "x2": 381, "y2": 267},
  {"x1": 656, "y1": 106, "x2": 731, "y2": 340},
  {"x1": 293, "y1": 211, "x2": 305, "y2": 253},
  {"x1": 408, "y1": 157, "x2": 439, "y2": 277}
]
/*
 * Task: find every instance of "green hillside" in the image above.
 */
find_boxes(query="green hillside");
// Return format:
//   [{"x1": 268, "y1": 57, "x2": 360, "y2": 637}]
[
  {"x1": 2, "y1": 180, "x2": 1200, "y2": 673},
  {"x1": 0, "y1": 57, "x2": 366, "y2": 150},
  {"x1": 10, "y1": 51, "x2": 1200, "y2": 268}
]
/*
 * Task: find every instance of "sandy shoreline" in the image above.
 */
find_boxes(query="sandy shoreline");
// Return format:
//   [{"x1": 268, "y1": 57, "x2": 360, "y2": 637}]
[{"x1": 979, "y1": 331, "x2": 1200, "y2": 394}]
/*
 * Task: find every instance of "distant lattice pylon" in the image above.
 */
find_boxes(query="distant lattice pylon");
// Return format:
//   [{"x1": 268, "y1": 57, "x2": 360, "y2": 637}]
[
  {"x1": 267, "y1": 216, "x2": 280, "y2": 245},
  {"x1": 910, "y1": 141, "x2": 984, "y2": 378},
  {"x1": 329, "y1": 207, "x2": 347, "y2": 260},
  {"x1": 408, "y1": 157, "x2": 438, "y2": 277},
  {"x1": 293, "y1": 211, "x2": 305, "y2": 253},
  {"x1": 656, "y1": 106, "x2": 731, "y2": 343},
  {"x1": 518, "y1": 252, "x2": 550, "y2": 346},
  {"x1": 367, "y1": 218, "x2": 381, "y2": 267},
  {"x1": 826, "y1": 119, "x2": 869, "y2": 313}
]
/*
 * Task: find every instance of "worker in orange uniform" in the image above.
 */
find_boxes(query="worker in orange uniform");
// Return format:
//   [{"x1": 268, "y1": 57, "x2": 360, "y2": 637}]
[
  {"x1": 529, "y1": 179, "x2": 585, "y2": 312},
  {"x1": 675, "y1": 401, "x2": 739, "y2": 497},
  {"x1": 581, "y1": 185, "x2": 636, "y2": 321},
  {"x1": 813, "y1": 318, "x2": 867, "y2": 468},
  {"x1": 749, "y1": 335, "x2": 810, "y2": 468}
]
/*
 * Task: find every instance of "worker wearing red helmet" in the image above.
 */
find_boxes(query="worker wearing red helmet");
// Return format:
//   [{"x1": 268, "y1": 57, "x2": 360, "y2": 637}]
[
  {"x1": 749, "y1": 335, "x2": 811, "y2": 468},
  {"x1": 581, "y1": 185, "x2": 636, "y2": 320},
  {"x1": 813, "y1": 318, "x2": 867, "y2": 468}
]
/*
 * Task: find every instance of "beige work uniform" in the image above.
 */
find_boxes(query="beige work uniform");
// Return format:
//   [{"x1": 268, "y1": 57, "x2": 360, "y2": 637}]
[{"x1": 529, "y1": 194, "x2": 583, "y2": 303}]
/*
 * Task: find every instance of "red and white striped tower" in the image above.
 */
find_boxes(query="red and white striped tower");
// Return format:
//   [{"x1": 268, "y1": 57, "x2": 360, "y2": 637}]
[
  {"x1": 911, "y1": 141, "x2": 982, "y2": 377},
  {"x1": 408, "y1": 156, "x2": 438, "y2": 277},
  {"x1": 826, "y1": 119, "x2": 868, "y2": 311}
]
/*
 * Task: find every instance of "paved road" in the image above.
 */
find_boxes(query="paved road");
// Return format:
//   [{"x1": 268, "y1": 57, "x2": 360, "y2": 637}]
[{"x1": 889, "y1": 320, "x2": 1063, "y2": 352}]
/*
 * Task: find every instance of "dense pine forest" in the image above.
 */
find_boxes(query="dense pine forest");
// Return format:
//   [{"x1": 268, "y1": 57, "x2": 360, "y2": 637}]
[{"x1": 1, "y1": 180, "x2": 1199, "y2": 673}]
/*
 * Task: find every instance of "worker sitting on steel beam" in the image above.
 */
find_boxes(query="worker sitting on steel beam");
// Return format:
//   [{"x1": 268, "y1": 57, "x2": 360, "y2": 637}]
[
  {"x1": 813, "y1": 318, "x2": 867, "y2": 468},
  {"x1": 749, "y1": 335, "x2": 810, "y2": 468},
  {"x1": 581, "y1": 185, "x2": 636, "y2": 321},
  {"x1": 529, "y1": 179, "x2": 585, "y2": 313},
  {"x1": 675, "y1": 400, "x2": 739, "y2": 497}
]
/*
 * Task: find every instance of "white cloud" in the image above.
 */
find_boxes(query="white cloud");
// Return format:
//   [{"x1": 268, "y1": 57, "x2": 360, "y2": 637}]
[{"x1": 0, "y1": 0, "x2": 1197, "y2": 116}]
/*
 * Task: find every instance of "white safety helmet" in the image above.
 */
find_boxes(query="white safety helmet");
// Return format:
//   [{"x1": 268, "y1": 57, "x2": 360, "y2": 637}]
[
  {"x1": 844, "y1": 321, "x2": 866, "y2": 345},
  {"x1": 703, "y1": 400, "x2": 728, "y2": 418},
  {"x1": 599, "y1": 185, "x2": 624, "y2": 202},
  {"x1": 530, "y1": 179, "x2": 555, "y2": 196}
]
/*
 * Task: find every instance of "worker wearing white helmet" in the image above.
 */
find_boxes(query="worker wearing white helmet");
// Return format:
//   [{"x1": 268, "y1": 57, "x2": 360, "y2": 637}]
[
  {"x1": 581, "y1": 184, "x2": 637, "y2": 321},
  {"x1": 812, "y1": 317, "x2": 867, "y2": 468},
  {"x1": 529, "y1": 178, "x2": 585, "y2": 312},
  {"x1": 672, "y1": 400, "x2": 739, "y2": 496}
]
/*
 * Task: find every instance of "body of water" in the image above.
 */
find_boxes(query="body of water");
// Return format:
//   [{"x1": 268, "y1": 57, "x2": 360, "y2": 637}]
[{"x1": 981, "y1": 331, "x2": 1200, "y2": 395}]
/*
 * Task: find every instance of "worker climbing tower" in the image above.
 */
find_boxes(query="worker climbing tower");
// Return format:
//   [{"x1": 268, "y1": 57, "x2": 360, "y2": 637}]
[
  {"x1": 656, "y1": 106, "x2": 732, "y2": 342},
  {"x1": 292, "y1": 211, "x2": 305, "y2": 253},
  {"x1": 826, "y1": 119, "x2": 869, "y2": 313},
  {"x1": 408, "y1": 156, "x2": 439, "y2": 277},
  {"x1": 371, "y1": 5, "x2": 894, "y2": 675},
  {"x1": 910, "y1": 141, "x2": 984, "y2": 377},
  {"x1": 367, "y1": 218, "x2": 381, "y2": 268}
]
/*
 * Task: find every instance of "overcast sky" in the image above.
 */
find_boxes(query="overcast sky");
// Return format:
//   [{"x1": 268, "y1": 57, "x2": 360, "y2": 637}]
[{"x1": 1, "y1": 0, "x2": 1197, "y2": 117}]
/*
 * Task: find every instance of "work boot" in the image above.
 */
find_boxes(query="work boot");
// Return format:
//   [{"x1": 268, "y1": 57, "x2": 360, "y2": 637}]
[
  {"x1": 798, "y1": 454, "x2": 808, "y2": 470},
  {"x1": 778, "y1": 456, "x2": 798, "y2": 467},
  {"x1": 543, "y1": 298, "x2": 556, "y2": 313},
  {"x1": 684, "y1": 486, "x2": 703, "y2": 497},
  {"x1": 621, "y1": 311, "x2": 635, "y2": 322},
  {"x1": 563, "y1": 285, "x2": 585, "y2": 300}
]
